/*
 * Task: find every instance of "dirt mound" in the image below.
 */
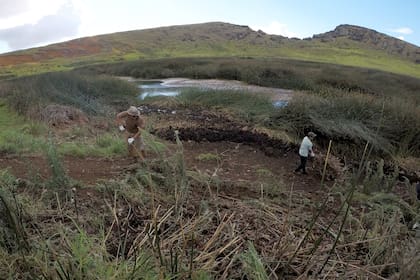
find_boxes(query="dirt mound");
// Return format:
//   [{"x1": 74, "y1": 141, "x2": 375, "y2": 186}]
[
  {"x1": 40, "y1": 104, "x2": 88, "y2": 127},
  {"x1": 156, "y1": 127, "x2": 291, "y2": 156}
]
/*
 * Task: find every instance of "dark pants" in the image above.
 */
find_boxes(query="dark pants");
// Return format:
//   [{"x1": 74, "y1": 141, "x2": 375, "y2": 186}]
[{"x1": 295, "y1": 156, "x2": 308, "y2": 173}]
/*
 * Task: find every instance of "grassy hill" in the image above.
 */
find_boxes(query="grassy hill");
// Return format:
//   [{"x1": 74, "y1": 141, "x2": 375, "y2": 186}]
[{"x1": 0, "y1": 22, "x2": 419, "y2": 78}]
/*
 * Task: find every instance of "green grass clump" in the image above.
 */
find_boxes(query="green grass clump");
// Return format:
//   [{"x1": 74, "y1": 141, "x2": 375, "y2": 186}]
[
  {"x1": 52, "y1": 230, "x2": 157, "y2": 279},
  {"x1": 241, "y1": 243, "x2": 269, "y2": 280},
  {"x1": 0, "y1": 130, "x2": 44, "y2": 155},
  {"x1": 177, "y1": 89, "x2": 275, "y2": 122},
  {"x1": 0, "y1": 102, "x2": 46, "y2": 155},
  {"x1": 59, "y1": 133, "x2": 126, "y2": 157},
  {"x1": 196, "y1": 153, "x2": 221, "y2": 163}
]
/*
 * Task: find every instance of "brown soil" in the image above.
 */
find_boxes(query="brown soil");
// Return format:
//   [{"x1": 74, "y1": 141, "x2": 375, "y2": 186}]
[
  {"x1": 0, "y1": 101, "x2": 338, "y2": 195},
  {"x1": 0, "y1": 140, "x2": 331, "y2": 193},
  {"x1": 0, "y1": 155, "x2": 132, "y2": 185}
]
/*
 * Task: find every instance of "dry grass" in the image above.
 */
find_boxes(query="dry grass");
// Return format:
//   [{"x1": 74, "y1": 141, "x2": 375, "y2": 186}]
[{"x1": 0, "y1": 146, "x2": 417, "y2": 279}]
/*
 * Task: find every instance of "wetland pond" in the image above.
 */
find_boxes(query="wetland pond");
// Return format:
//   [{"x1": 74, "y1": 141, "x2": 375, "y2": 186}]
[{"x1": 135, "y1": 78, "x2": 291, "y2": 107}]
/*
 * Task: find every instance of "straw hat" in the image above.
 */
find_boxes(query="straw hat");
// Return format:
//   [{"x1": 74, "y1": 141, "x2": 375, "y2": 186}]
[
  {"x1": 308, "y1": 132, "x2": 317, "y2": 138},
  {"x1": 127, "y1": 106, "x2": 140, "y2": 117}
]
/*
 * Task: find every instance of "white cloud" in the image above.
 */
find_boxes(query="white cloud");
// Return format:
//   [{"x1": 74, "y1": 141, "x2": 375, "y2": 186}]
[
  {"x1": 0, "y1": 2, "x2": 81, "y2": 51},
  {"x1": 397, "y1": 36, "x2": 405, "y2": 40},
  {"x1": 390, "y1": 27, "x2": 413, "y2": 35},
  {"x1": 0, "y1": 0, "x2": 30, "y2": 17},
  {"x1": 251, "y1": 21, "x2": 299, "y2": 38},
  {"x1": 0, "y1": 0, "x2": 69, "y2": 29}
]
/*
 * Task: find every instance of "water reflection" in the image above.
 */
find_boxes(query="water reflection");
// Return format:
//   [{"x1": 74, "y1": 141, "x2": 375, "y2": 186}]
[
  {"x1": 136, "y1": 79, "x2": 288, "y2": 108},
  {"x1": 273, "y1": 100, "x2": 288, "y2": 108},
  {"x1": 138, "y1": 81, "x2": 180, "y2": 99}
]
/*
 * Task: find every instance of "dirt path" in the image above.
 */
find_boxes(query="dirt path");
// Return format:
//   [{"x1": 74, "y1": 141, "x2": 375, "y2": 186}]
[
  {"x1": 0, "y1": 141, "x2": 324, "y2": 195},
  {"x1": 0, "y1": 155, "x2": 133, "y2": 185},
  {"x1": 182, "y1": 141, "x2": 322, "y2": 191}
]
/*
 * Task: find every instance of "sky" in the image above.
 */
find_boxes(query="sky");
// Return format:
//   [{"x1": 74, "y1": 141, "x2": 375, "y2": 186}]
[{"x1": 0, "y1": 0, "x2": 419, "y2": 54}]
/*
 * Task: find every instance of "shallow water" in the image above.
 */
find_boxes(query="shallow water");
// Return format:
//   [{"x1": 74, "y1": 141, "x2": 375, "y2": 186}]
[
  {"x1": 136, "y1": 79, "x2": 288, "y2": 108},
  {"x1": 273, "y1": 100, "x2": 288, "y2": 108},
  {"x1": 138, "y1": 81, "x2": 180, "y2": 99}
]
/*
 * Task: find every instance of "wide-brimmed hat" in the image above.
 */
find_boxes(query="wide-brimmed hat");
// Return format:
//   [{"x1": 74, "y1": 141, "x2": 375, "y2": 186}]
[
  {"x1": 127, "y1": 106, "x2": 140, "y2": 116},
  {"x1": 308, "y1": 132, "x2": 317, "y2": 138}
]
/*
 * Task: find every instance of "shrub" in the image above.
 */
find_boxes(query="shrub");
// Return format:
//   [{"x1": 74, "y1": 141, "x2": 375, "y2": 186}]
[{"x1": 0, "y1": 71, "x2": 138, "y2": 117}]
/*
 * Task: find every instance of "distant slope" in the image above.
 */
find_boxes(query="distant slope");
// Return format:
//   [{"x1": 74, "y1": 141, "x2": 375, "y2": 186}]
[
  {"x1": 311, "y1": 24, "x2": 420, "y2": 63},
  {"x1": 1, "y1": 22, "x2": 419, "y2": 78}
]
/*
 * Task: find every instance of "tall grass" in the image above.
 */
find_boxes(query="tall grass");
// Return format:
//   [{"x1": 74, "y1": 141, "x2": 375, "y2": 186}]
[
  {"x1": 176, "y1": 88, "x2": 275, "y2": 122},
  {"x1": 0, "y1": 188, "x2": 30, "y2": 254},
  {"x1": 241, "y1": 243, "x2": 269, "y2": 279},
  {"x1": 52, "y1": 229, "x2": 157, "y2": 280},
  {"x1": 0, "y1": 101, "x2": 46, "y2": 155},
  {"x1": 271, "y1": 91, "x2": 420, "y2": 158},
  {"x1": 45, "y1": 136, "x2": 70, "y2": 189},
  {"x1": 0, "y1": 71, "x2": 139, "y2": 118}
]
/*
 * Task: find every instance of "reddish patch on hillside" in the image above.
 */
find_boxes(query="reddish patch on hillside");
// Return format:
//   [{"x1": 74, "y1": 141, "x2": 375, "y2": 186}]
[
  {"x1": 0, "y1": 37, "x2": 104, "y2": 66},
  {"x1": 0, "y1": 54, "x2": 37, "y2": 66}
]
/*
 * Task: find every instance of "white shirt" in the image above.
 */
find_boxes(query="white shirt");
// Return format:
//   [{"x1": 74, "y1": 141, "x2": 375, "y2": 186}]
[{"x1": 299, "y1": 136, "x2": 313, "y2": 157}]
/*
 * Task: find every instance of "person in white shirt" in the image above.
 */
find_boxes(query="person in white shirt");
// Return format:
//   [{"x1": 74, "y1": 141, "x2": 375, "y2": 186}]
[{"x1": 294, "y1": 132, "x2": 316, "y2": 174}]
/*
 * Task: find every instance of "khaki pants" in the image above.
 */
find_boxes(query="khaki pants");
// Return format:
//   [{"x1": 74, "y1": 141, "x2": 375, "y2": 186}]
[{"x1": 126, "y1": 134, "x2": 145, "y2": 159}]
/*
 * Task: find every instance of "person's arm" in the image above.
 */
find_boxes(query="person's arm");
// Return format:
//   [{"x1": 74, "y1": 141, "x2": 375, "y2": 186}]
[
  {"x1": 116, "y1": 111, "x2": 128, "y2": 131},
  {"x1": 116, "y1": 111, "x2": 129, "y2": 124}
]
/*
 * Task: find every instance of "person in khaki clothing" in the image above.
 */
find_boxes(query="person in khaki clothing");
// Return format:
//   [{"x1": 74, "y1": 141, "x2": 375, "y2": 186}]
[{"x1": 116, "y1": 106, "x2": 146, "y2": 160}]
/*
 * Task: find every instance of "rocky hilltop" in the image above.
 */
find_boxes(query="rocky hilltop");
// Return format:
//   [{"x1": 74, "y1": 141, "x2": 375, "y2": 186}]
[{"x1": 312, "y1": 24, "x2": 420, "y2": 63}]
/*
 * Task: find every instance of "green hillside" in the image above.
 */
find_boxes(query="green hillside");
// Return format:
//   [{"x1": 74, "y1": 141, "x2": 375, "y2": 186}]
[{"x1": 1, "y1": 22, "x2": 419, "y2": 78}]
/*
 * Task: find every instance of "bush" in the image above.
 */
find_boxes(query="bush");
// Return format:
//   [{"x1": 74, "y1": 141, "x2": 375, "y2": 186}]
[{"x1": 0, "y1": 71, "x2": 139, "y2": 117}]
